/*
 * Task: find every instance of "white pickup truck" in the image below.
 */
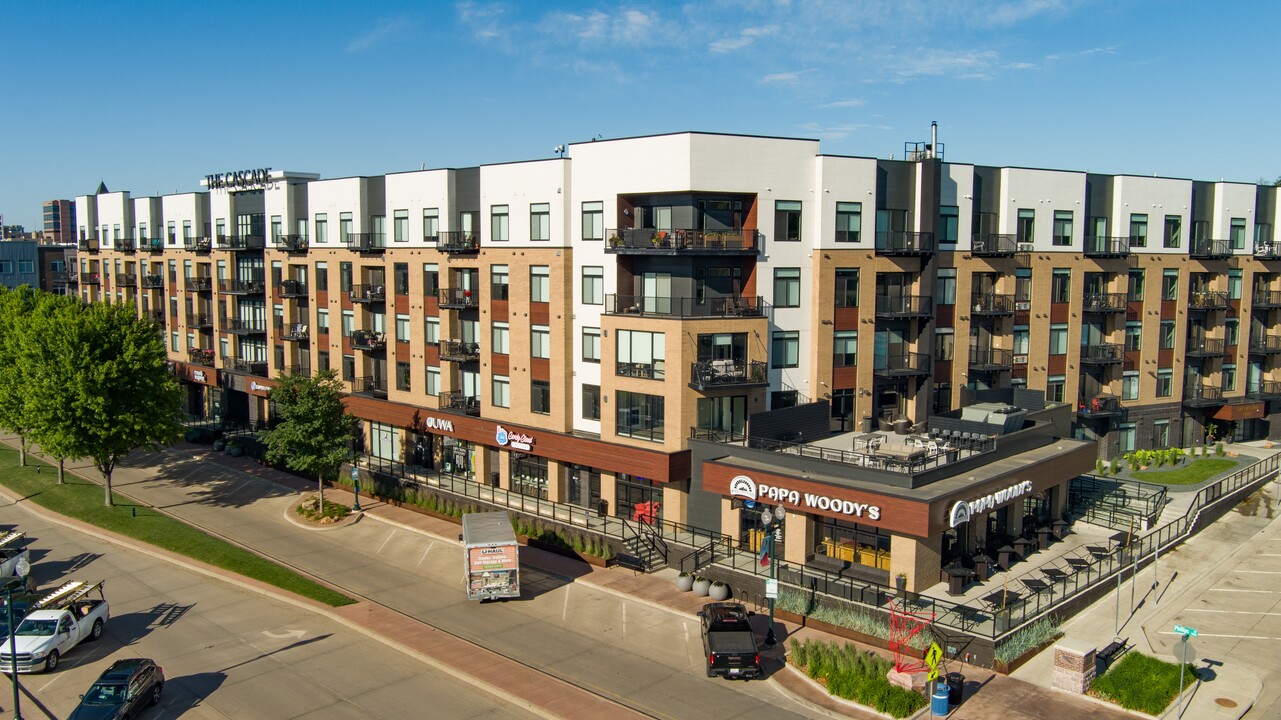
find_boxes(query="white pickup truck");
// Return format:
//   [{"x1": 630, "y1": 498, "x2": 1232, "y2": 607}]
[
  {"x1": 0, "y1": 532, "x2": 34, "y2": 591},
  {"x1": 1, "y1": 581, "x2": 108, "y2": 673}
]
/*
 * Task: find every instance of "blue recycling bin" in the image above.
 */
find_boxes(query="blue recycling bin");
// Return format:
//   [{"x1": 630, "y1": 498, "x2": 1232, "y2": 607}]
[{"x1": 931, "y1": 684, "x2": 950, "y2": 715}]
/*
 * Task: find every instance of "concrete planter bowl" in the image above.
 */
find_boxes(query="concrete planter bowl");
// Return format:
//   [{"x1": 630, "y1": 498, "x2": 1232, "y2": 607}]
[
  {"x1": 692, "y1": 577, "x2": 712, "y2": 596},
  {"x1": 708, "y1": 582, "x2": 731, "y2": 601},
  {"x1": 676, "y1": 573, "x2": 695, "y2": 592}
]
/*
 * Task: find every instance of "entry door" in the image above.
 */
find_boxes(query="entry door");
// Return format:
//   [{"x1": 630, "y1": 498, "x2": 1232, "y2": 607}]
[
  {"x1": 1248, "y1": 362, "x2": 1263, "y2": 394},
  {"x1": 461, "y1": 369, "x2": 480, "y2": 399},
  {"x1": 642, "y1": 272, "x2": 671, "y2": 313}
]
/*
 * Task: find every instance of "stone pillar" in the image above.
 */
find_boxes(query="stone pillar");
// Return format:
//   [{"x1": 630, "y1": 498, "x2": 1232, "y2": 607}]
[
  {"x1": 1052, "y1": 640, "x2": 1096, "y2": 693},
  {"x1": 783, "y1": 512, "x2": 813, "y2": 565},
  {"x1": 1050, "y1": 483, "x2": 1068, "y2": 523},
  {"x1": 662, "y1": 482, "x2": 687, "y2": 526},
  {"x1": 599, "y1": 472, "x2": 618, "y2": 518},
  {"x1": 890, "y1": 534, "x2": 942, "y2": 593},
  {"x1": 496, "y1": 448, "x2": 511, "y2": 490},
  {"x1": 472, "y1": 447, "x2": 492, "y2": 488},
  {"x1": 546, "y1": 459, "x2": 565, "y2": 503}
]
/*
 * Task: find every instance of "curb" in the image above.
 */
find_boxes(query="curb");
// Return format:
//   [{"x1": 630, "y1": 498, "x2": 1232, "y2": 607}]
[{"x1": 281, "y1": 495, "x2": 364, "y2": 532}]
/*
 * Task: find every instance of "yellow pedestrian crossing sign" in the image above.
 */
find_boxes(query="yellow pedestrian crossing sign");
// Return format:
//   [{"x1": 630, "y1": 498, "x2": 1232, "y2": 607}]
[
  {"x1": 925, "y1": 642, "x2": 943, "y2": 669},
  {"x1": 927, "y1": 668, "x2": 939, "y2": 682}
]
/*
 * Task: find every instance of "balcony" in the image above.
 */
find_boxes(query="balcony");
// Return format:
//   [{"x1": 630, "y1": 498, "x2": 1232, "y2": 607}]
[
  {"x1": 185, "y1": 276, "x2": 213, "y2": 293},
  {"x1": 689, "y1": 360, "x2": 768, "y2": 391},
  {"x1": 1081, "y1": 292, "x2": 1126, "y2": 313},
  {"x1": 50, "y1": 272, "x2": 77, "y2": 287},
  {"x1": 217, "y1": 235, "x2": 265, "y2": 252},
  {"x1": 187, "y1": 348, "x2": 215, "y2": 367},
  {"x1": 140, "y1": 274, "x2": 164, "y2": 289},
  {"x1": 606, "y1": 294, "x2": 765, "y2": 319},
  {"x1": 284, "y1": 365, "x2": 311, "y2": 377},
  {"x1": 277, "y1": 235, "x2": 309, "y2": 254},
  {"x1": 79, "y1": 272, "x2": 100, "y2": 285},
  {"x1": 440, "y1": 392, "x2": 480, "y2": 416},
  {"x1": 186, "y1": 314, "x2": 213, "y2": 329},
  {"x1": 224, "y1": 356, "x2": 268, "y2": 375},
  {"x1": 148, "y1": 310, "x2": 165, "y2": 326},
  {"x1": 971, "y1": 234, "x2": 1018, "y2": 257},
  {"x1": 874, "y1": 294, "x2": 932, "y2": 319},
  {"x1": 1249, "y1": 334, "x2": 1281, "y2": 355},
  {"x1": 220, "y1": 317, "x2": 267, "y2": 336},
  {"x1": 1247, "y1": 380, "x2": 1281, "y2": 400},
  {"x1": 1084, "y1": 236, "x2": 1131, "y2": 258},
  {"x1": 351, "y1": 376, "x2": 388, "y2": 399},
  {"x1": 184, "y1": 237, "x2": 212, "y2": 253},
  {"x1": 349, "y1": 284, "x2": 386, "y2": 304},
  {"x1": 218, "y1": 278, "x2": 267, "y2": 295},
  {"x1": 1080, "y1": 343, "x2": 1125, "y2": 365},
  {"x1": 968, "y1": 347, "x2": 1014, "y2": 372},
  {"x1": 438, "y1": 287, "x2": 478, "y2": 309},
  {"x1": 143, "y1": 238, "x2": 165, "y2": 253},
  {"x1": 351, "y1": 329, "x2": 387, "y2": 352},
  {"x1": 1254, "y1": 290, "x2": 1281, "y2": 309},
  {"x1": 437, "y1": 231, "x2": 480, "y2": 254},
  {"x1": 78, "y1": 238, "x2": 98, "y2": 252},
  {"x1": 439, "y1": 339, "x2": 480, "y2": 362},
  {"x1": 1185, "y1": 338, "x2": 1226, "y2": 358},
  {"x1": 1183, "y1": 383, "x2": 1224, "y2": 407},
  {"x1": 118, "y1": 273, "x2": 138, "y2": 287},
  {"x1": 604, "y1": 228, "x2": 761, "y2": 254},
  {"x1": 616, "y1": 360, "x2": 665, "y2": 380},
  {"x1": 344, "y1": 232, "x2": 386, "y2": 254},
  {"x1": 874, "y1": 231, "x2": 934, "y2": 256},
  {"x1": 873, "y1": 351, "x2": 931, "y2": 377},
  {"x1": 116, "y1": 237, "x2": 136, "y2": 253},
  {"x1": 278, "y1": 321, "x2": 310, "y2": 342},
  {"x1": 1188, "y1": 291, "x2": 1229, "y2": 312},
  {"x1": 969, "y1": 293, "x2": 1015, "y2": 317},
  {"x1": 1077, "y1": 394, "x2": 1124, "y2": 420},
  {"x1": 1190, "y1": 238, "x2": 1232, "y2": 259},
  {"x1": 278, "y1": 279, "x2": 308, "y2": 298}
]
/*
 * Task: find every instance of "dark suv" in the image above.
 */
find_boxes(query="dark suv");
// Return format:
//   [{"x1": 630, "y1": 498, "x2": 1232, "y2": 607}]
[{"x1": 69, "y1": 658, "x2": 164, "y2": 719}]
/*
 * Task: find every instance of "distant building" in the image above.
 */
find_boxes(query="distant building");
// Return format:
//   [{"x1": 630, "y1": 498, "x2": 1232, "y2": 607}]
[
  {"x1": 0, "y1": 225, "x2": 26, "y2": 240},
  {"x1": 39, "y1": 244, "x2": 75, "y2": 295},
  {"x1": 0, "y1": 241, "x2": 41, "y2": 289},
  {"x1": 42, "y1": 200, "x2": 76, "y2": 245}
]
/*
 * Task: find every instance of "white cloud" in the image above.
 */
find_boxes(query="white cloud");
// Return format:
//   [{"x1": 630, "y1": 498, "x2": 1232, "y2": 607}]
[
  {"x1": 457, "y1": 1, "x2": 507, "y2": 41},
  {"x1": 822, "y1": 98, "x2": 867, "y2": 108},
  {"x1": 887, "y1": 48, "x2": 998, "y2": 81},
  {"x1": 1045, "y1": 45, "x2": 1119, "y2": 62},
  {"x1": 761, "y1": 71, "x2": 802, "y2": 84},
  {"x1": 709, "y1": 25, "x2": 775, "y2": 53},
  {"x1": 346, "y1": 15, "x2": 416, "y2": 54},
  {"x1": 799, "y1": 122, "x2": 870, "y2": 140}
]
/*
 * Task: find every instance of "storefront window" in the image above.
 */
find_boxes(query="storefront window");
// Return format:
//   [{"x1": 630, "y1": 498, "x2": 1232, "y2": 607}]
[
  {"x1": 511, "y1": 454, "x2": 548, "y2": 500},
  {"x1": 442, "y1": 439, "x2": 474, "y2": 480},
  {"x1": 369, "y1": 422, "x2": 400, "y2": 469},
  {"x1": 816, "y1": 518, "x2": 890, "y2": 572},
  {"x1": 616, "y1": 474, "x2": 662, "y2": 525},
  {"x1": 567, "y1": 465, "x2": 601, "y2": 510}
]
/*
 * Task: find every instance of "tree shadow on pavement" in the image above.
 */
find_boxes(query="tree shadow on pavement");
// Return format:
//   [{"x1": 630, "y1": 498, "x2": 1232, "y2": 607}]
[
  {"x1": 113, "y1": 445, "x2": 296, "y2": 510},
  {"x1": 159, "y1": 671, "x2": 227, "y2": 717}
]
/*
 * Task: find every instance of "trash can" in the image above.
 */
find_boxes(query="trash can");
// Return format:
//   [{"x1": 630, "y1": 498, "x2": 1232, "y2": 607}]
[
  {"x1": 931, "y1": 684, "x2": 950, "y2": 715},
  {"x1": 861, "y1": 415, "x2": 873, "y2": 433},
  {"x1": 946, "y1": 672, "x2": 964, "y2": 705}
]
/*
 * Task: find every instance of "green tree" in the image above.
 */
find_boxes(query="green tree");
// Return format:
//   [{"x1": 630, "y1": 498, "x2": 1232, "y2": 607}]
[
  {"x1": 0, "y1": 286, "x2": 41, "y2": 465},
  {"x1": 260, "y1": 369, "x2": 359, "y2": 506},
  {"x1": 20, "y1": 292, "x2": 84, "y2": 482}
]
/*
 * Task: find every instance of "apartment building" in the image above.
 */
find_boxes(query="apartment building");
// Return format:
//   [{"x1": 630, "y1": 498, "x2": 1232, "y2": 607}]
[
  {"x1": 71, "y1": 131, "x2": 1281, "y2": 590},
  {"x1": 43, "y1": 199, "x2": 75, "y2": 245}
]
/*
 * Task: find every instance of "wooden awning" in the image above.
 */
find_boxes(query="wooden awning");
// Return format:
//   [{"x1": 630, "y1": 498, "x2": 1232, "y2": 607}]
[{"x1": 1213, "y1": 402, "x2": 1266, "y2": 421}]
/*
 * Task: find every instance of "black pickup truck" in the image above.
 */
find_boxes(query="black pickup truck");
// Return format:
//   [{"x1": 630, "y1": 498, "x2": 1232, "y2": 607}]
[{"x1": 698, "y1": 602, "x2": 762, "y2": 680}]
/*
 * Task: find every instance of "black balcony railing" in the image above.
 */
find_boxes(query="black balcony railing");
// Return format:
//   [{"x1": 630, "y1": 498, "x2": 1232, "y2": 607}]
[
  {"x1": 968, "y1": 347, "x2": 1013, "y2": 371},
  {"x1": 440, "y1": 392, "x2": 480, "y2": 415},
  {"x1": 143, "y1": 238, "x2": 165, "y2": 253},
  {"x1": 438, "y1": 287, "x2": 479, "y2": 309},
  {"x1": 606, "y1": 294, "x2": 765, "y2": 318},
  {"x1": 350, "y1": 284, "x2": 386, "y2": 303},
  {"x1": 1255, "y1": 241, "x2": 1281, "y2": 260},
  {"x1": 351, "y1": 329, "x2": 387, "y2": 351},
  {"x1": 1084, "y1": 236, "x2": 1131, "y2": 257},
  {"x1": 220, "y1": 317, "x2": 267, "y2": 335},
  {"x1": 223, "y1": 356, "x2": 268, "y2": 375},
  {"x1": 690, "y1": 360, "x2": 767, "y2": 390},
  {"x1": 1249, "y1": 334, "x2": 1281, "y2": 355},
  {"x1": 79, "y1": 272, "x2": 100, "y2": 285},
  {"x1": 186, "y1": 314, "x2": 213, "y2": 329},
  {"x1": 1082, "y1": 293, "x2": 1127, "y2": 313},
  {"x1": 1077, "y1": 394, "x2": 1123, "y2": 418},
  {"x1": 1188, "y1": 291, "x2": 1229, "y2": 311},
  {"x1": 1185, "y1": 338, "x2": 1226, "y2": 357},
  {"x1": 185, "y1": 276, "x2": 213, "y2": 292},
  {"x1": 440, "y1": 340, "x2": 480, "y2": 362},
  {"x1": 437, "y1": 231, "x2": 480, "y2": 254},
  {"x1": 78, "y1": 238, "x2": 98, "y2": 251},
  {"x1": 277, "y1": 235, "x2": 309, "y2": 253},
  {"x1": 218, "y1": 278, "x2": 267, "y2": 295},
  {"x1": 184, "y1": 237, "x2": 212, "y2": 253},
  {"x1": 277, "y1": 321, "x2": 310, "y2": 342},
  {"x1": 140, "y1": 274, "x2": 164, "y2": 289},
  {"x1": 187, "y1": 348, "x2": 215, "y2": 367},
  {"x1": 351, "y1": 376, "x2": 388, "y2": 398},
  {"x1": 50, "y1": 272, "x2": 77, "y2": 286},
  {"x1": 118, "y1": 273, "x2": 138, "y2": 287},
  {"x1": 1248, "y1": 380, "x2": 1281, "y2": 399},
  {"x1": 875, "y1": 294, "x2": 932, "y2": 318},
  {"x1": 115, "y1": 237, "x2": 136, "y2": 252},
  {"x1": 969, "y1": 293, "x2": 1015, "y2": 316},
  {"x1": 284, "y1": 364, "x2": 312, "y2": 377},
  {"x1": 1183, "y1": 383, "x2": 1224, "y2": 406},
  {"x1": 1190, "y1": 238, "x2": 1233, "y2": 259},
  {"x1": 217, "y1": 234, "x2": 265, "y2": 251},
  {"x1": 971, "y1": 234, "x2": 1018, "y2": 256},
  {"x1": 875, "y1": 231, "x2": 934, "y2": 256},
  {"x1": 278, "y1": 279, "x2": 308, "y2": 298},
  {"x1": 344, "y1": 232, "x2": 386, "y2": 253},
  {"x1": 873, "y1": 352, "x2": 931, "y2": 376},
  {"x1": 616, "y1": 360, "x2": 665, "y2": 380},
  {"x1": 1253, "y1": 290, "x2": 1281, "y2": 309},
  {"x1": 605, "y1": 228, "x2": 762, "y2": 254},
  {"x1": 1080, "y1": 343, "x2": 1125, "y2": 364}
]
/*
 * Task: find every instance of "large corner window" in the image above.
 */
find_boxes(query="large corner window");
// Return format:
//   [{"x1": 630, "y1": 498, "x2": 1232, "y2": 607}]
[{"x1": 616, "y1": 392, "x2": 664, "y2": 442}]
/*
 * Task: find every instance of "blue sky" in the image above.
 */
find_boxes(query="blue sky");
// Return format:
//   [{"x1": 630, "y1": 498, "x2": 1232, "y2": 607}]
[{"x1": 4, "y1": 0, "x2": 1280, "y2": 229}]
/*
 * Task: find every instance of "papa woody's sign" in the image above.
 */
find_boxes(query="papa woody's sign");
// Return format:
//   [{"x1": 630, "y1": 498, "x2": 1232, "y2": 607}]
[{"x1": 729, "y1": 474, "x2": 882, "y2": 521}]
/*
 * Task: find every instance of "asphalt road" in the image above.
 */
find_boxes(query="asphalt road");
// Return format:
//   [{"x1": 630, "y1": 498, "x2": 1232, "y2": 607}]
[{"x1": 0, "y1": 494, "x2": 537, "y2": 720}]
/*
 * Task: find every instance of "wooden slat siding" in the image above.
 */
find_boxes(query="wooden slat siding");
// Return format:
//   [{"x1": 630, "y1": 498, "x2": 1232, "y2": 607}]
[
  {"x1": 530, "y1": 357, "x2": 550, "y2": 381},
  {"x1": 1047, "y1": 355, "x2": 1067, "y2": 375},
  {"x1": 491, "y1": 298, "x2": 509, "y2": 320},
  {"x1": 834, "y1": 306, "x2": 859, "y2": 331},
  {"x1": 833, "y1": 366, "x2": 858, "y2": 387},
  {"x1": 1161, "y1": 299, "x2": 1177, "y2": 320},
  {"x1": 1050, "y1": 303, "x2": 1070, "y2": 323},
  {"x1": 423, "y1": 343, "x2": 440, "y2": 365},
  {"x1": 936, "y1": 304, "x2": 954, "y2": 328},
  {"x1": 395, "y1": 341, "x2": 410, "y2": 361},
  {"x1": 340, "y1": 394, "x2": 686, "y2": 483},
  {"x1": 530, "y1": 302, "x2": 550, "y2": 326},
  {"x1": 424, "y1": 295, "x2": 439, "y2": 316},
  {"x1": 395, "y1": 294, "x2": 410, "y2": 315},
  {"x1": 1158, "y1": 348, "x2": 1173, "y2": 367},
  {"x1": 491, "y1": 353, "x2": 509, "y2": 376},
  {"x1": 1127, "y1": 302, "x2": 1141, "y2": 323},
  {"x1": 316, "y1": 290, "x2": 329, "y2": 308}
]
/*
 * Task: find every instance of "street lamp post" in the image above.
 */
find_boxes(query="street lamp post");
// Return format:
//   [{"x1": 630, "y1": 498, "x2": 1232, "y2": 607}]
[
  {"x1": 761, "y1": 505, "x2": 786, "y2": 646},
  {"x1": 5, "y1": 556, "x2": 29, "y2": 720},
  {"x1": 350, "y1": 465, "x2": 362, "y2": 513}
]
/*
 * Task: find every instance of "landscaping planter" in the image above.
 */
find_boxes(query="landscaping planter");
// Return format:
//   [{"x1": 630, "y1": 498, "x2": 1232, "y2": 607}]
[
  {"x1": 676, "y1": 574, "x2": 694, "y2": 592},
  {"x1": 804, "y1": 617, "x2": 926, "y2": 660},
  {"x1": 993, "y1": 635, "x2": 1060, "y2": 675},
  {"x1": 709, "y1": 582, "x2": 731, "y2": 601},
  {"x1": 526, "y1": 537, "x2": 615, "y2": 568},
  {"x1": 692, "y1": 577, "x2": 712, "y2": 596}
]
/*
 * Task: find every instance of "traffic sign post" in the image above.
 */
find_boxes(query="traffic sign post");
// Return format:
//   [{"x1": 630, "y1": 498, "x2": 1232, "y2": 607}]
[
  {"x1": 1173, "y1": 625, "x2": 1198, "y2": 718},
  {"x1": 924, "y1": 642, "x2": 943, "y2": 718}
]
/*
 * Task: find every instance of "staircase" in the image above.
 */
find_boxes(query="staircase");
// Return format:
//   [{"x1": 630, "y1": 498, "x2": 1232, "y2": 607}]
[
  {"x1": 1068, "y1": 475, "x2": 1167, "y2": 532},
  {"x1": 617, "y1": 520, "x2": 668, "y2": 572}
]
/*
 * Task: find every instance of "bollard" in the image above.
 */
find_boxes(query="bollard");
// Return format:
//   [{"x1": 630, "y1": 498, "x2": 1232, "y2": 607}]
[{"x1": 131, "y1": 507, "x2": 137, "y2": 518}]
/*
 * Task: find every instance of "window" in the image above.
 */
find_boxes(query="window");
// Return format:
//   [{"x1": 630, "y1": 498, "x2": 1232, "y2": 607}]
[
  {"x1": 1228, "y1": 269, "x2": 1242, "y2": 300},
  {"x1": 937, "y1": 268, "x2": 957, "y2": 305},
  {"x1": 530, "y1": 203, "x2": 550, "y2": 241},
  {"x1": 1124, "y1": 213, "x2": 1147, "y2": 248},
  {"x1": 1154, "y1": 419, "x2": 1170, "y2": 447},
  {"x1": 530, "y1": 266, "x2": 549, "y2": 302},
  {"x1": 339, "y1": 212, "x2": 353, "y2": 244},
  {"x1": 317, "y1": 309, "x2": 330, "y2": 334},
  {"x1": 835, "y1": 202, "x2": 862, "y2": 242},
  {"x1": 342, "y1": 354, "x2": 355, "y2": 381},
  {"x1": 582, "y1": 266, "x2": 604, "y2": 305},
  {"x1": 268, "y1": 217, "x2": 279, "y2": 243},
  {"x1": 1051, "y1": 269, "x2": 1071, "y2": 304},
  {"x1": 394, "y1": 262, "x2": 409, "y2": 295},
  {"x1": 1049, "y1": 324, "x2": 1068, "y2": 355},
  {"x1": 314, "y1": 214, "x2": 327, "y2": 244},
  {"x1": 835, "y1": 269, "x2": 859, "y2": 307},
  {"x1": 422, "y1": 263, "x2": 438, "y2": 295},
  {"x1": 425, "y1": 316, "x2": 440, "y2": 345},
  {"x1": 1162, "y1": 269, "x2": 1179, "y2": 301},
  {"x1": 934, "y1": 328, "x2": 954, "y2": 362},
  {"x1": 1128, "y1": 269, "x2": 1145, "y2": 302},
  {"x1": 167, "y1": 222, "x2": 176, "y2": 244},
  {"x1": 1117, "y1": 423, "x2": 1137, "y2": 453},
  {"x1": 834, "y1": 331, "x2": 858, "y2": 367},
  {"x1": 423, "y1": 208, "x2": 439, "y2": 241},
  {"x1": 1125, "y1": 322, "x2": 1142, "y2": 351},
  {"x1": 531, "y1": 325, "x2": 550, "y2": 359},
  {"x1": 939, "y1": 206, "x2": 959, "y2": 244},
  {"x1": 615, "y1": 391, "x2": 664, "y2": 441},
  {"x1": 1013, "y1": 325, "x2": 1029, "y2": 355},
  {"x1": 774, "y1": 268, "x2": 801, "y2": 307},
  {"x1": 1053, "y1": 210, "x2": 1073, "y2": 246},
  {"x1": 492, "y1": 322, "x2": 509, "y2": 354},
  {"x1": 1017, "y1": 209, "x2": 1034, "y2": 244},
  {"x1": 582, "y1": 384, "x2": 601, "y2": 421},
  {"x1": 775, "y1": 200, "x2": 802, "y2": 242},
  {"x1": 1046, "y1": 375, "x2": 1066, "y2": 404},
  {"x1": 1156, "y1": 369, "x2": 1173, "y2": 398},
  {"x1": 491, "y1": 265, "x2": 509, "y2": 300},
  {"x1": 339, "y1": 262, "x2": 352, "y2": 292},
  {"x1": 315, "y1": 262, "x2": 328, "y2": 291},
  {"x1": 170, "y1": 332, "x2": 178, "y2": 352},
  {"x1": 138, "y1": 222, "x2": 148, "y2": 240},
  {"x1": 393, "y1": 210, "x2": 408, "y2": 243},
  {"x1": 1164, "y1": 215, "x2": 1182, "y2": 248},
  {"x1": 1122, "y1": 371, "x2": 1139, "y2": 401},
  {"x1": 17, "y1": 261, "x2": 33, "y2": 274},
  {"x1": 1226, "y1": 318, "x2": 1239, "y2": 346},
  {"x1": 581, "y1": 201, "x2": 603, "y2": 242},
  {"x1": 425, "y1": 366, "x2": 440, "y2": 396},
  {"x1": 1231, "y1": 218, "x2": 1247, "y2": 250},
  {"x1": 772, "y1": 331, "x2": 799, "y2": 368},
  {"x1": 531, "y1": 381, "x2": 551, "y2": 414},
  {"x1": 214, "y1": 220, "x2": 224, "y2": 240},
  {"x1": 1015, "y1": 268, "x2": 1032, "y2": 304},
  {"x1": 1160, "y1": 320, "x2": 1176, "y2": 349},
  {"x1": 490, "y1": 205, "x2": 509, "y2": 242},
  {"x1": 617, "y1": 329, "x2": 665, "y2": 378},
  {"x1": 582, "y1": 327, "x2": 600, "y2": 363},
  {"x1": 395, "y1": 314, "x2": 411, "y2": 342},
  {"x1": 341, "y1": 310, "x2": 353, "y2": 337},
  {"x1": 397, "y1": 362, "x2": 411, "y2": 391},
  {"x1": 492, "y1": 376, "x2": 510, "y2": 408},
  {"x1": 1224, "y1": 364, "x2": 1237, "y2": 391}
]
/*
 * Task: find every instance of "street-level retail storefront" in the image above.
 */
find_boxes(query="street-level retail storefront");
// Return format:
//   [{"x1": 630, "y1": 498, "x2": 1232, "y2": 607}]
[{"x1": 178, "y1": 363, "x2": 220, "y2": 420}]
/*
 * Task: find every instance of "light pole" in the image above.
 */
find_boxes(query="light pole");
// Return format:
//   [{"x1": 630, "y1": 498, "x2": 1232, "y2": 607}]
[
  {"x1": 6, "y1": 556, "x2": 29, "y2": 720},
  {"x1": 350, "y1": 465, "x2": 362, "y2": 513},
  {"x1": 760, "y1": 504, "x2": 786, "y2": 646}
]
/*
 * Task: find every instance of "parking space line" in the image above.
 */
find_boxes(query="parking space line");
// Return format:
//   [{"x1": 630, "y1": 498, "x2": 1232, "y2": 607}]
[
  {"x1": 1234, "y1": 570, "x2": 1281, "y2": 574},
  {"x1": 1157, "y1": 630, "x2": 1280, "y2": 640},
  {"x1": 1185, "y1": 609, "x2": 1281, "y2": 616},
  {"x1": 376, "y1": 529, "x2": 396, "y2": 555},
  {"x1": 417, "y1": 541, "x2": 434, "y2": 568}
]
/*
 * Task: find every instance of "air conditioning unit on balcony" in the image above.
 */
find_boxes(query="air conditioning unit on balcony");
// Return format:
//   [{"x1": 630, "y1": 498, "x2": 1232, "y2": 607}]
[
  {"x1": 1013, "y1": 354, "x2": 1028, "y2": 364},
  {"x1": 1017, "y1": 242, "x2": 1034, "y2": 252},
  {"x1": 1015, "y1": 301, "x2": 1031, "y2": 311}
]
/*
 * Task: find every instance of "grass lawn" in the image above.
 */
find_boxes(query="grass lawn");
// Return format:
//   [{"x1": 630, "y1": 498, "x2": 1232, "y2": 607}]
[
  {"x1": 0, "y1": 448, "x2": 354, "y2": 607},
  {"x1": 1090, "y1": 651, "x2": 1197, "y2": 715},
  {"x1": 1131, "y1": 458, "x2": 1239, "y2": 485}
]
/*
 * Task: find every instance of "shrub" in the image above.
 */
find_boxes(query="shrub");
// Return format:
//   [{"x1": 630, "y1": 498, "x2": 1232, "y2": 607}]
[
  {"x1": 1091, "y1": 651, "x2": 1197, "y2": 715},
  {"x1": 994, "y1": 616, "x2": 1062, "y2": 664},
  {"x1": 296, "y1": 496, "x2": 351, "y2": 522},
  {"x1": 1216, "y1": 442, "x2": 1225, "y2": 457},
  {"x1": 788, "y1": 638, "x2": 925, "y2": 719},
  {"x1": 1096, "y1": 459, "x2": 1106, "y2": 475},
  {"x1": 1111, "y1": 458, "x2": 1121, "y2": 475}
]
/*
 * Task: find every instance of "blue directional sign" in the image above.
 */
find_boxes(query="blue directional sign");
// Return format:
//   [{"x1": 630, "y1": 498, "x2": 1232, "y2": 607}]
[{"x1": 1173, "y1": 624, "x2": 1198, "y2": 638}]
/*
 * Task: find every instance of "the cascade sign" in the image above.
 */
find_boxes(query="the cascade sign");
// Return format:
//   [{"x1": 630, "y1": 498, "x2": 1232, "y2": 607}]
[
  {"x1": 728, "y1": 474, "x2": 882, "y2": 520},
  {"x1": 949, "y1": 480, "x2": 1034, "y2": 527},
  {"x1": 204, "y1": 168, "x2": 273, "y2": 190}
]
